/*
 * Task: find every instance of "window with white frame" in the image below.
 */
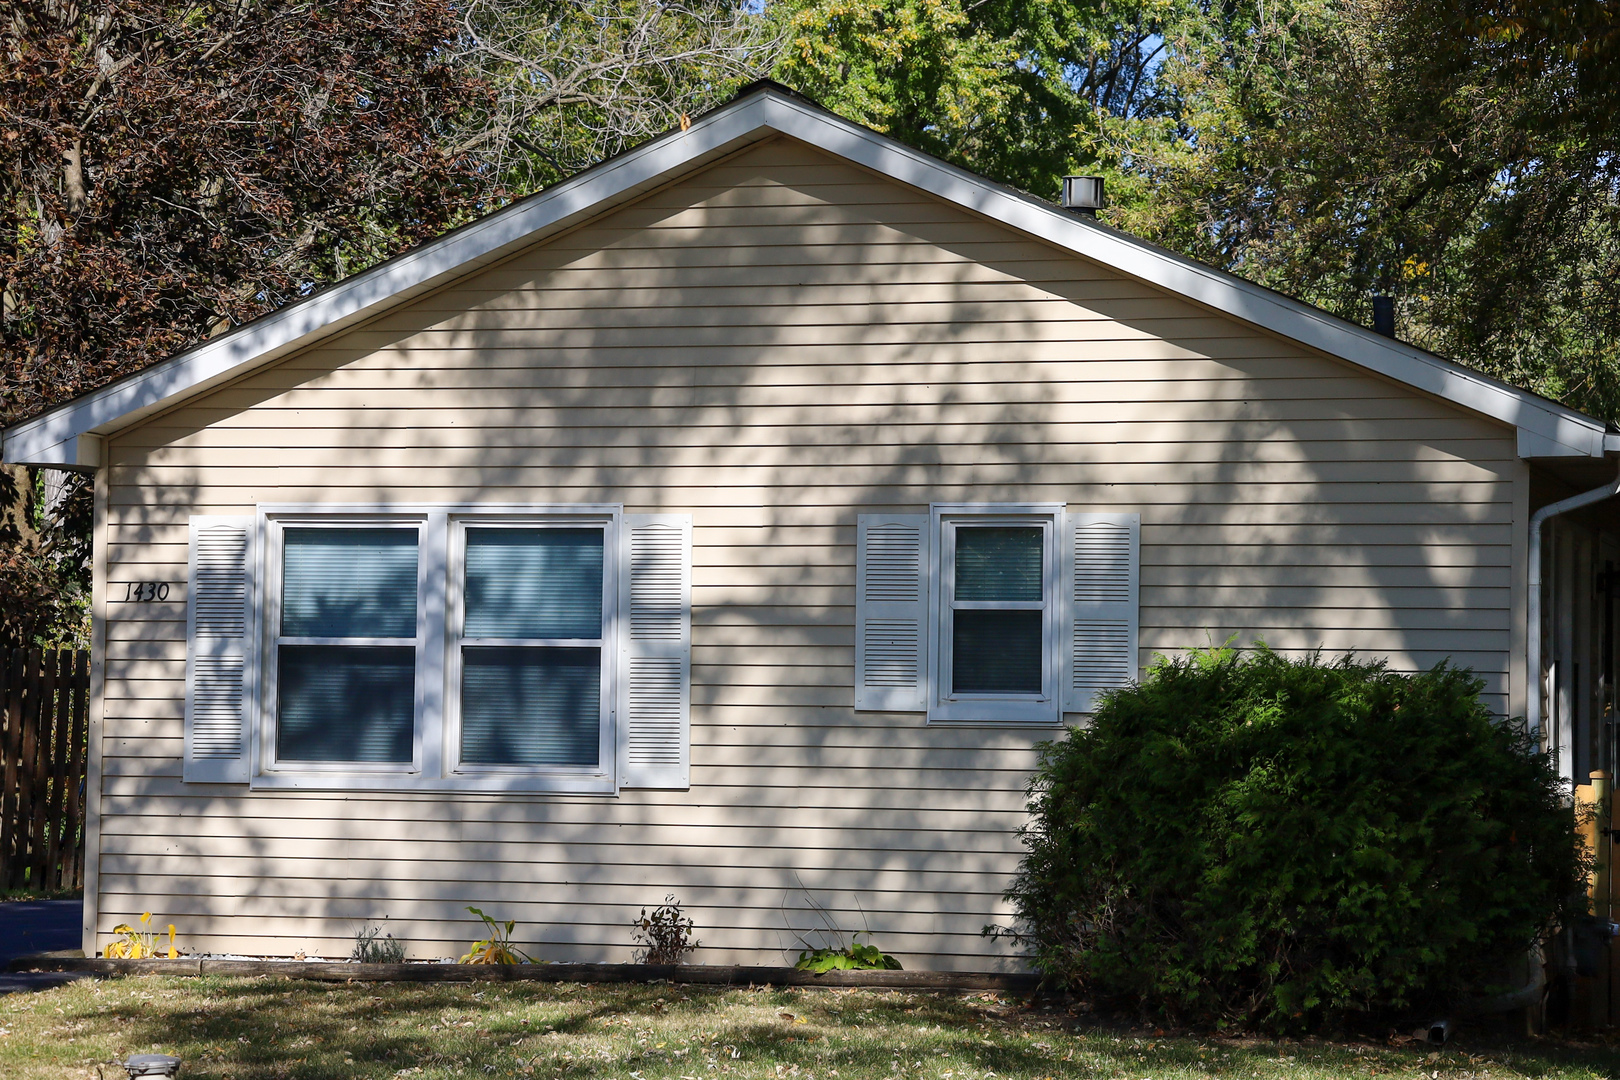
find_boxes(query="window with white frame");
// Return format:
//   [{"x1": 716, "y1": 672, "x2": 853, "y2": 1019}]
[
  {"x1": 274, "y1": 525, "x2": 422, "y2": 766},
  {"x1": 853, "y1": 504, "x2": 1139, "y2": 723},
  {"x1": 180, "y1": 507, "x2": 691, "y2": 793},
  {"x1": 450, "y1": 522, "x2": 614, "y2": 773},
  {"x1": 934, "y1": 512, "x2": 1061, "y2": 723}
]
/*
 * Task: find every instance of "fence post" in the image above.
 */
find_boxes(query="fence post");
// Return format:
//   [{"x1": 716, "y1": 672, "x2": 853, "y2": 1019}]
[
  {"x1": 28, "y1": 648, "x2": 56, "y2": 888},
  {"x1": 15, "y1": 649, "x2": 41, "y2": 890},
  {"x1": 0, "y1": 650, "x2": 14, "y2": 888},
  {"x1": 45, "y1": 650, "x2": 72, "y2": 890},
  {"x1": 64, "y1": 650, "x2": 89, "y2": 890}
]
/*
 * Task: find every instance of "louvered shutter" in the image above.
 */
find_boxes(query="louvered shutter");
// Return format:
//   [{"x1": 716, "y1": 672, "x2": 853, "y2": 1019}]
[
  {"x1": 1062, "y1": 512, "x2": 1139, "y2": 714},
  {"x1": 619, "y1": 515, "x2": 691, "y2": 789},
  {"x1": 184, "y1": 516, "x2": 258, "y2": 782},
  {"x1": 854, "y1": 514, "x2": 930, "y2": 711}
]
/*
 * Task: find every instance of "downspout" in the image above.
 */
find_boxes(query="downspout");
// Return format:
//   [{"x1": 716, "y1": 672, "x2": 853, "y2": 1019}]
[{"x1": 1528, "y1": 462, "x2": 1620, "y2": 749}]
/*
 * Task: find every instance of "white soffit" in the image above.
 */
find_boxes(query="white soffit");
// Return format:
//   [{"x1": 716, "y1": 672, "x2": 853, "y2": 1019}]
[{"x1": 3, "y1": 84, "x2": 1606, "y2": 467}]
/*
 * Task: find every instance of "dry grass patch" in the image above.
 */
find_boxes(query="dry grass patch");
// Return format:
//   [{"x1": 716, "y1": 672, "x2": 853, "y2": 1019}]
[{"x1": 2, "y1": 976, "x2": 1618, "y2": 1080}]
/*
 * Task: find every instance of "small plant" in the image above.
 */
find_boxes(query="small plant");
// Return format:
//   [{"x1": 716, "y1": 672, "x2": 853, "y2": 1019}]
[
  {"x1": 795, "y1": 934, "x2": 902, "y2": 971},
  {"x1": 352, "y1": 925, "x2": 406, "y2": 964},
  {"x1": 459, "y1": 906, "x2": 533, "y2": 964},
  {"x1": 783, "y1": 880, "x2": 901, "y2": 971},
  {"x1": 632, "y1": 894, "x2": 700, "y2": 964},
  {"x1": 106, "y1": 912, "x2": 177, "y2": 959}
]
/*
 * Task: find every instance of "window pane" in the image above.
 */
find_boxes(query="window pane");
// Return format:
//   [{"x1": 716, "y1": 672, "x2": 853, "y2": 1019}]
[
  {"x1": 955, "y1": 527, "x2": 1043, "y2": 601},
  {"x1": 277, "y1": 645, "x2": 415, "y2": 762},
  {"x1": 465, "y1": 529, "x2": 603, "y2": 640},
  {"x1": 953, "y1": 610, "x2": 1042, "y2": 694},
  {"x1": 461, "y1": 646, "x2": 600, "y2": 766},
  {"x1": 283, "y1": 529, "x2": 418, "y2": 638}
]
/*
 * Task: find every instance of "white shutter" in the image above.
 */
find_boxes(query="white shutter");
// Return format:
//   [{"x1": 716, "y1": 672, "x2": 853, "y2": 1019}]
[
  {"x1": 1063, "y1": 512, "x2": 1139, "y2": 714},
  {"x1": 855, "y1": 514, "x2": 930, "y2": 711},
  {"x1": 619, "y1": 514, "x2": 691, "y2": 789},
  {"x1": 184, "y1": 516, "x2": 258, "y2": 783}
]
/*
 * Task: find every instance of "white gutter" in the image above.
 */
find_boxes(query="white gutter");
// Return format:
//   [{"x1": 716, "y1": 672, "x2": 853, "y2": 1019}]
[{"x1": 1528, "y1": 463, "x2": 1620, "y2": 747}]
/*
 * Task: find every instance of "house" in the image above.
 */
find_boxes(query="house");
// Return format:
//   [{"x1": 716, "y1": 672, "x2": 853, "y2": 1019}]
[{"x1": 6, "y1": 82, "x2": 1618, "y2": 968}]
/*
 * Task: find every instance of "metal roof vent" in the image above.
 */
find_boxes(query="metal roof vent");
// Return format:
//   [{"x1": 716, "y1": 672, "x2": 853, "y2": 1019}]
[{"x1": 1061, "y1": 176, "x2": 1106, "y2": 216}]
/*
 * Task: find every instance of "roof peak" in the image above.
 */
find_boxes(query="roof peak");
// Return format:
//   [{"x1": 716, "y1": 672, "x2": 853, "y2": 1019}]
[{"x1": 3, "y1": 82, "x2": 1606, "y2": 467}]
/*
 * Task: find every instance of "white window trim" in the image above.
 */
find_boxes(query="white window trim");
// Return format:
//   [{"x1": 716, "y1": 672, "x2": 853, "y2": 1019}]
[
  {"x1": 929, "y1": 503, "x2": 1064, "y2": 726},
  {"x1": 251, "y1": 503, "x2": 621, "y2": 793}
]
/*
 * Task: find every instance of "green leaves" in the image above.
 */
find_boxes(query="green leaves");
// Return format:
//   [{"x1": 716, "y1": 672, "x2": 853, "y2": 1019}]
[
  {"x1": 1002, "y1": 645, "x2": 1588, "y2": 1030},
  {"x1": 772, "y1": 0, "x2": 1200, "y2": 198},
  {"x1": 795, "y1": 936, "x2": 903, "y2": 971},
  {"x1": 461, "y1": 905, "x2": 534, "y2": 964}
]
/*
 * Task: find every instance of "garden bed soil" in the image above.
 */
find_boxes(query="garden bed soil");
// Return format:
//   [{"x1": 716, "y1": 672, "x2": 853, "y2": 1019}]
[{"x1": 5, "y1": 952, "x2": 1039, "y2": 990}]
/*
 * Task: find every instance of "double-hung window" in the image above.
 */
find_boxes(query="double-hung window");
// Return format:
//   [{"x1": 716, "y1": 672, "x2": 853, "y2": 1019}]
[
  {"x1": 450, "y1": 521, "x2": 614, "y2": 775},
  {"x1": 934, "y1": 510, "x2": 1061, "y2": 723},
  {"x1": 274, "y1": 525, "x2": 423, "y2": 768},
  {"x1": 180, "y1": 507, "x2": 691, "y2": 792},
  {"x1": 853, "y1": 504, "x2": 1139, "y2": 723}
]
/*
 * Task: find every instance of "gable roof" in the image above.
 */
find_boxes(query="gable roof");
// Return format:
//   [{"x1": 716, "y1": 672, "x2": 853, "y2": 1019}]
[{"x1": 6, "y1": 81, "x2": 1612, "y2": 468}]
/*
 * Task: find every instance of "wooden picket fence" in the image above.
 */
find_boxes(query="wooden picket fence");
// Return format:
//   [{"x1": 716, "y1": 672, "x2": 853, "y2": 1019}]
[{"x1": 0, "y1": 649, "x2": 90, "y2": 891}]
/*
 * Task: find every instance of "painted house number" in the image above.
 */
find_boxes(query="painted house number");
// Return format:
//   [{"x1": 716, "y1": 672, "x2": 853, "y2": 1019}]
[{"x1": 118, "y1": 582, "x2": 174, "y2": 602}]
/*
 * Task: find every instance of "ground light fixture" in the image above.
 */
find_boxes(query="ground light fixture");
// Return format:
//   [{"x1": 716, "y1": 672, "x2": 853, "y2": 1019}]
[{"x1": 122, "y1": 1054, "x2": 183, "y2": 1077}]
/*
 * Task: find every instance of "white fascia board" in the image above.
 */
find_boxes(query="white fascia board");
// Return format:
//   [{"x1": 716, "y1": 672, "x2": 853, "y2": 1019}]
[
  {"x1": 1, "y1": 102, "x2": 784, "y2": 467},
  {"x1": 5, "y1": 85, "x2": 1606, "y2": 465},
  {"x1": 747, "y1": 94, "x2": 1606, "y2": 459}
]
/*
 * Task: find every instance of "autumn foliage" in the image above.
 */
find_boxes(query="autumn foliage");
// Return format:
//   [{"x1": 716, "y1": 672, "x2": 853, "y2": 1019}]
[{"x1": 0, "y1": 0, "x2": 499, "y2": 424}]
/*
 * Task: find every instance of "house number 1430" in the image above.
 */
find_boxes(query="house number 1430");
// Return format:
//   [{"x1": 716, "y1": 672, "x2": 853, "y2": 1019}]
[{"x1": 119, "y1": 582, "x2": 172, "y2": 602}]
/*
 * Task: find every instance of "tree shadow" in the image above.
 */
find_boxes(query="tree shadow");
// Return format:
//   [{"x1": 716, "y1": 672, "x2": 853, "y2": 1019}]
[{"x1": 92, "y1": 131, "x2": 1535, "y2": 974}]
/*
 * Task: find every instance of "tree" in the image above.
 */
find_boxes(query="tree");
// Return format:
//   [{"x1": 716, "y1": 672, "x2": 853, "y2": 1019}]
[
  {"x1": 1, "y1": 0, "x2": 498, "y2": 423},
  {"x1": 773, "y1": 0, "x2": 1201, "y2": 199},
  {"x1": 1, "y1": 0, "x2": 499, "y2": 645},
  {"x1": 1101, "y1": 0, "x2": 1620, "y2": 420},
  {"x1": 0, "y1": 464, "x2": 89, "y2": 649},
  {"x1": 453, "y1": 0, "x2": 785, "y2": 193}
]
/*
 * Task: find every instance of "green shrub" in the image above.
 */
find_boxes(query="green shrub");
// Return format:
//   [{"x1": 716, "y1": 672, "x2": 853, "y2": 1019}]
[{"x1": 999, "y1": 646, "x2": 1588, "y2": 1030}]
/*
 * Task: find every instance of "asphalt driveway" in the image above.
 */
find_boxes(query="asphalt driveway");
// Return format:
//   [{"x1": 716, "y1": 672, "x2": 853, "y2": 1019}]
[{"x1": 0, "y1": 898, "x2": 90, "y2": 993}]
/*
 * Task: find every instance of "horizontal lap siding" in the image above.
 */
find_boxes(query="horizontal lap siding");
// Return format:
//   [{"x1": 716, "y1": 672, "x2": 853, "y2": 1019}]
[{"x1": 95, "y1": 136, "x2": 1522, "y2": 967}]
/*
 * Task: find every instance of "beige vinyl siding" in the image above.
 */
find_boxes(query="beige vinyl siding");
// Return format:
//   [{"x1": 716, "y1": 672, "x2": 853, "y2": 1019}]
[{"x1": 93, "y1": 136, "x2": 1523, "y2": 965}]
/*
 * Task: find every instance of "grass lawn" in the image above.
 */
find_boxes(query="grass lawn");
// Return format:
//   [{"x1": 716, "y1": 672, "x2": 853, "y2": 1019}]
[{"x1": 5, "y1": 978, "x2": 1620, "y2": 1080}]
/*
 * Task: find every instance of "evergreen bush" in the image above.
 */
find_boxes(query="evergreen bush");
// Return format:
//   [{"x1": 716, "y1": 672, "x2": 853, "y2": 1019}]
[{"x1": 1000, "y1": 646, "x2": 1588, "y2": 1029}]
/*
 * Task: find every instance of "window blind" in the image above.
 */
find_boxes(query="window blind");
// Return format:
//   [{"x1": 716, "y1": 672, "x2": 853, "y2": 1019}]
[
  {"x1": 276, "y1": 645, "x2": 415, "y2": 762},
  {"x1": 282, "y1": 528, "x2": 418, "y2": 638},
  {"x1": 952, "y1": 525, "x2": 1043, "y2": 694},
  {"x1": 464, "y1": 528, "x2": 603, "y2": 639},
  {"x1": 953, "y1": 610, "x2": 1042, "y2": 693},
  {"x1": 955, "y1": 527, "x2": 1043, "y2": 600},
  {"x1": 461, "y1": 646, "x2": 600, "y2": 766}
]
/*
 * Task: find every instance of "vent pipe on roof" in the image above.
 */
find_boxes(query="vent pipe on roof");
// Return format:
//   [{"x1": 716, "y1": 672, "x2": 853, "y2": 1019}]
[
  {"x1": 1372, "y1": 294, "x2": 1396, "y2": 338},
  {"x1": 1061, "y1": 176, "x2": 1105, "y2": 217}
]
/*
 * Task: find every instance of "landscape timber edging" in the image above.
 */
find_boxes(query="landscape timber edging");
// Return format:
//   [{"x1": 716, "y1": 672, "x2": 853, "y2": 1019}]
[{"x1": 5, "y1": 955, "x2": 1041, "y2": 992}]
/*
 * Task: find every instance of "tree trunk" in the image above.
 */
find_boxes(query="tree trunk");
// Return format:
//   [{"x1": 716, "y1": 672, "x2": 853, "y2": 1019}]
[{"x1": 62, "y1": 138, "x2": 85, "y2": 216}]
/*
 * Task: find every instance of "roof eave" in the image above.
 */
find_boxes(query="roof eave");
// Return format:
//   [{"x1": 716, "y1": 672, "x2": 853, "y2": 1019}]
[
  {"x1": 1, "y1": 96, "x2": 786, "y2": 466},
  {"x1": 4, "y1": 85, "x2": 1606, "y2": 466}
]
